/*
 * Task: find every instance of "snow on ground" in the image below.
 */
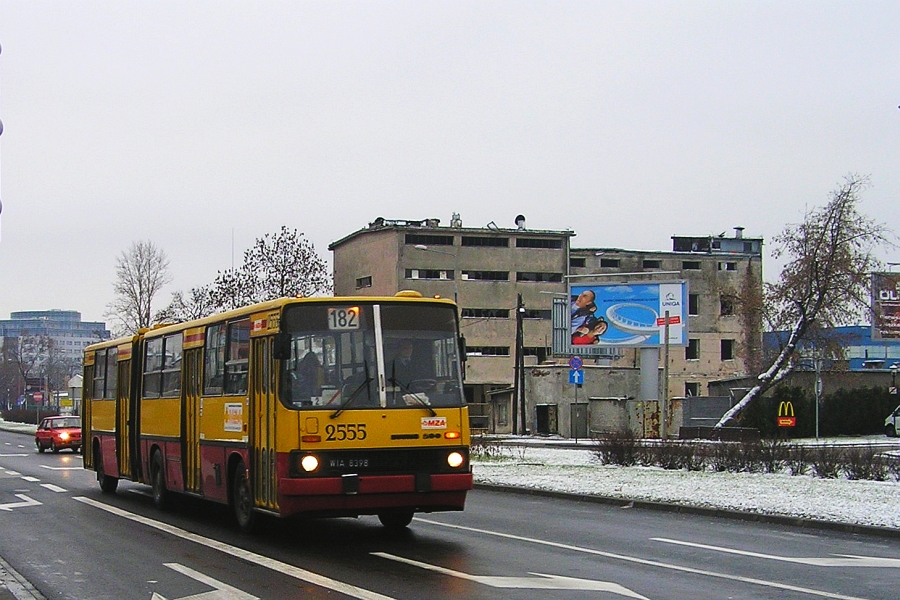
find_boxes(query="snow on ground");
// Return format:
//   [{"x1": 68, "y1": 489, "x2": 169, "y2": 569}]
[{"x1": 472, "y1": 444, "x2": 900, "y2": 531}]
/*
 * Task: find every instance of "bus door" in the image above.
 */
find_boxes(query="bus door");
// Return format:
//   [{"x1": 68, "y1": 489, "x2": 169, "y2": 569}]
[
  {"x1": 117, "y1": 354, "x2": 135, "y2": 480},
  {"x1": 250, "y1": 337, "x2": 278, "y2": 511},
  {"x1": 183, "y1": 348, "x2": 203, "y2": 494}
]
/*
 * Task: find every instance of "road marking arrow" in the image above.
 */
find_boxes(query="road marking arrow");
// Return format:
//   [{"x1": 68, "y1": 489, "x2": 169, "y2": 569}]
[
  {"x1": 149, "y1": 563, "x2": 259, "y2": 600},
  {"x1": 372, "y1": 552, "x2": 649, "y2": 599},
  {"x1": 0, "y1": 494, "x2": 41, "y2": 511},
  {"x1": 652, "y1": 538, "x2": 900, "y2": 568}
]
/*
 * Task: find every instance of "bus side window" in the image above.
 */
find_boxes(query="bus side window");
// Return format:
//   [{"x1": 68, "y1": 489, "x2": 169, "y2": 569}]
[
  {"x1": 224, "y1": 319, "x2": 250, "y2": 396},
  {"x1": 204, "y1": 323, "x2": 226, "y2": 396}
]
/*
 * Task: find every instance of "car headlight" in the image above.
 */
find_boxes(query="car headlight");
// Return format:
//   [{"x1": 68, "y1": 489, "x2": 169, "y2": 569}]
[{"x1": 59, "y1": 432, "x2": 70, "y2": 441}]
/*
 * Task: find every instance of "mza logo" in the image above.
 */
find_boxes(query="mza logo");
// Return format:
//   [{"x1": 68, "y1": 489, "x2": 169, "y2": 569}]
[
  {"x1": 777, "y1": 401, "x2": 796, "y2": 427},
  {"x1": 421, "y1": 416, "x2": 447, "y2": 430}
]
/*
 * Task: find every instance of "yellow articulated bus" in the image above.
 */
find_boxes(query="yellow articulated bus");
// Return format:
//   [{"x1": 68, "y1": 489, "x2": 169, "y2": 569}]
[{"x1": 83, "y1": 292, "x2": 472, "y2": 530}]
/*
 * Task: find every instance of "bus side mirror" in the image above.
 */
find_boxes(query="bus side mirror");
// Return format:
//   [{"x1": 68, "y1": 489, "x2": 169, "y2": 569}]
[
  {"x1": 273, "y1": 332, "x2": 291, "y2": 360},
  {"x1": 458, "y1": 335, "x2": 466, "y2": 363}
]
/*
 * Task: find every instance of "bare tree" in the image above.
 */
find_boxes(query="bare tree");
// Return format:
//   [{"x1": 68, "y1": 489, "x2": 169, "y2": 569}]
[
  {"x1": 716, "y1": 175, "x2": 895, "y2": 427},
  {"x1": 210, "y1": 226, "x2": 332, "y2": 310},
  {"x1": 155, "y1": 285, "x2": 217, "y2": 324},
  {"x1": 106, "y1": 240, "x2": 172, "y2": 335}
]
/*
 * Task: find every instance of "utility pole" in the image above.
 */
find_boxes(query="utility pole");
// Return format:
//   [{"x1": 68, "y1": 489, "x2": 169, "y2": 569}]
[{"x1": 513, "y1": 293, "x2": 525, "y2": 435}]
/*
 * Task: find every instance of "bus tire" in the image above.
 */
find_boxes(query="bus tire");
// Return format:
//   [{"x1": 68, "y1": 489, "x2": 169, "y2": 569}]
[
  {"x1": 151, "y1": 451, "x2": 172, "y2": 511},
  {"x1": 378, "y1": 510, "x2": 414, "y2": 530},
  {"x1": 96, "y1": 452, "x2": 119, "y2": 494},
  {"x1": 231, "y1": 459, "x2": 256, "y2": 533}
]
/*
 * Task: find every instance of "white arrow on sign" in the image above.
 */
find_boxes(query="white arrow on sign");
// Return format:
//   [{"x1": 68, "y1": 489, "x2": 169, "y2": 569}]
[
  {"x1": 150, "y1": 562, "x2": 259, "y2": 600},
  {"x1": 372, "y1": 552, "x2": 649, "y2": 599},
  {"x1": 653, "y1": 538, "x2": 900, "y2": 568},
  {"x1": 0, "y1": 494, "x2": 41, "y2": 511}
]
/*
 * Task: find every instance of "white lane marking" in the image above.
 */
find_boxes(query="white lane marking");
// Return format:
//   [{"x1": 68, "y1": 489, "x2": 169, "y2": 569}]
[
  {"x1": 40, "y1": 465, "x2": 83, "y2": 471},
  {"x1": 41, "y1": 483, "x2": 67, "y2": 493},
  {"x1": 651, "y1": 538, "x2": 900, "y2": 568},
  {"x1": 0, "y1": 494, "x2": 41, "y2": 511},
  {"x1": 373, "y1": 552, "x2": 648, "y2": 598},
  {"x1": 417, "y1": 518, "x2": 873, "y2": 600},
  {"x1": 4, "y1": 470, "x2": 21, "y2": 476},
  {"x1": 20, "y1": 476, "x2": 40, "y2": 482},
  {"x1": 0, "y1": 454, "x2": 29, "y2": 458},
  {"x1": 150, "y1": 562, "x2": 260, "y2": 600},
  {"x1": 73, "y1": 497, "x2": 397, "y2": 600}
]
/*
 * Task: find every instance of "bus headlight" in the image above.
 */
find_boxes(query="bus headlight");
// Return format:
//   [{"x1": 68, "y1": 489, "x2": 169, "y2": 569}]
[
  {"x1": 300, "y1": 455, "x2": 320, "y2": 473},
  {"x1": 447, "y1": 451, "x2": 465, "y2": 469}
]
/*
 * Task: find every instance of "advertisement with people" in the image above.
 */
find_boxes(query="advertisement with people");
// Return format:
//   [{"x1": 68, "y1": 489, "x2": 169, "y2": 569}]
[
  {"x1": 569, "y1": 282, "x2": 688, "y2": 348},
  {"x1": 872, "y1": 272, "x2": 900, "y2": 340}
]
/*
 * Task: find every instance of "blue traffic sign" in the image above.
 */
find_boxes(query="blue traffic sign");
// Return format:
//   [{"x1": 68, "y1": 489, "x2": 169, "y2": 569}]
[
  {"x1": 568, "y1": 355, "x2": 583, "y2": 370},
  {"x1": 569, "y1": 369, "x2": 584, "y2": 385}
]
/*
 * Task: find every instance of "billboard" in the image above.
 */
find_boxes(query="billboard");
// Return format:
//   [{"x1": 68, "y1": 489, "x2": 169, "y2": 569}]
[
  {"x1": 569, "y1": 281, "x2": 688, "y2": 348},
  {"x1": 872, "y1": 272, "x2": 900, "y2": 340}
]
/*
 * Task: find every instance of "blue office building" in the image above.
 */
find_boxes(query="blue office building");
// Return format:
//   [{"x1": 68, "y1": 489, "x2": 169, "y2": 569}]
[
  {"x1": 0, "y1": 310, "x2": 111, "y2": 361},
  {"x1": 763, "y1": 325, "x2": 900, "y2": 371}
]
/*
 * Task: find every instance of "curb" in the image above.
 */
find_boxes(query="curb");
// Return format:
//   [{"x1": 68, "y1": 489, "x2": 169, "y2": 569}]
[{"x1": 474, "y1": 483, "x2": 900, "y2": 540}]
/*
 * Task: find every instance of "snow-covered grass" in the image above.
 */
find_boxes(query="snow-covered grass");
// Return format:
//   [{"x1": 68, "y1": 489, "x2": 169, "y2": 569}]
[{"x1": 472, "y1": 444, "x2": 900, "y2": 530}]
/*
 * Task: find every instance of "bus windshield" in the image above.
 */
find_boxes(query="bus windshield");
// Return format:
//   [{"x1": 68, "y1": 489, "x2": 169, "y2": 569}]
[{"x1": 279, "y1": 302, "x2": 464, "y2": 410}]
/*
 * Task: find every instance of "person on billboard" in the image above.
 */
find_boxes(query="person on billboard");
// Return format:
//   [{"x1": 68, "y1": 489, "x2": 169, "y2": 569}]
[
  {"x1": 571, "y1": 289, "x2": 597, "y2": 330},
  {"x1": 572, "y1": 316, "x2": 608, "y2": 345}
]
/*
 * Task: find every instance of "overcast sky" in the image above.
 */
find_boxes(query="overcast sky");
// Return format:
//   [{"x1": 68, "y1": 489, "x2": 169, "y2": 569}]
[{"x1": 1, "y1": 1, "x2": 898, "y2": 325}]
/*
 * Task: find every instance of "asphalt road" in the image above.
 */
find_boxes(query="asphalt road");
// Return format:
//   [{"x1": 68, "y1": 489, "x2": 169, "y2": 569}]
[{"x1": 2, "y1": 428, "x2": 899, "y2": 600}]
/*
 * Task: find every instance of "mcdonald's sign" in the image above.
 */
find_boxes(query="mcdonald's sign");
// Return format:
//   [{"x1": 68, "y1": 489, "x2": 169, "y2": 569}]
[{"x1": 777, "y1": 401, "x2": 796, "y2": 427}]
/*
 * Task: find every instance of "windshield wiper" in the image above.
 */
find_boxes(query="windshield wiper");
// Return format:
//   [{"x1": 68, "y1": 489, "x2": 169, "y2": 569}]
[
  {"x1": 388, "y1": 376, "x2": 437, "y2": 417},
  {"x1": 330, "y1": 376, "x2": 372, "y2": 419}
]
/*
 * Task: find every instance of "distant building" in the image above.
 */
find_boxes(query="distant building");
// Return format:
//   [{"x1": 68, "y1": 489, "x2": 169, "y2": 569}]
[
  {"x1": 330, "y1": 216, "x2": 767, "y2": 437},
  {"x1": 0, "y1": 310, "x2": 111, "y2": 361},
  {"x1": 763, "y1": 325, "x2": 900, "y2": 371}
]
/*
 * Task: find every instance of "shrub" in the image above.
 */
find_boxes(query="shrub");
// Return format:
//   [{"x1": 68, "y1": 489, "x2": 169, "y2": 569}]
[
  {"x1": 470, "y1": 435, "x2": 505, "y2": 461},
  {"x1": 843, "y1": 446, "x2": 889, "y2": 481},
  {"x1": 786, "y1": 445, "x2": 809, "y2": 476},
  {"x1": 811, "y1": 445, "x2": 843, "y2": 479},
  {"x1": 593, "y1": 430, "x2": 641, "y2": 466},
  {"x1": 758, "y1": 438, "x2": 790, "y2": 473}
]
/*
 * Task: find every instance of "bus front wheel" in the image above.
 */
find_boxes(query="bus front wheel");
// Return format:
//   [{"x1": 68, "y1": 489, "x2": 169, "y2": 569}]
[
  {"x1": 232, "y1": 459, "x2": 256, "y2": 533},
  {"x1": 378, "y1": 510, "x2": 414, "y2": 530}
]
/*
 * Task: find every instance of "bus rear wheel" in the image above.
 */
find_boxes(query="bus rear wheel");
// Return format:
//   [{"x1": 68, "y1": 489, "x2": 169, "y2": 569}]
[
  {"x1": 378, "y1": 510, "x2": 414, "y2": 530},
  {"x1": 151, "y1": 451, "x2": 172, "y2": 511},
  {"x1": 96, "y1": 453, "x2": 118, "y2": 494},
  {"x1": 232, "y1": 459, "x2": 256, "y2": 533}
]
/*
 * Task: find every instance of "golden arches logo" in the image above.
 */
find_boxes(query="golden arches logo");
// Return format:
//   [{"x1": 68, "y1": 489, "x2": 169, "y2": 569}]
[{"x1": 777, "y1": 401, "x2": 796, "y2": 427}]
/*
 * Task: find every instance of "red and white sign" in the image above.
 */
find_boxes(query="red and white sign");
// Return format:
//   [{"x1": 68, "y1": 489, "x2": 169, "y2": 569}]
[
  {"x1": 33, "y1": 392, "x2": 44, "y2": 403},
  {"x1": 656, "y1": 315, "x2": 681, "y2": 326}
]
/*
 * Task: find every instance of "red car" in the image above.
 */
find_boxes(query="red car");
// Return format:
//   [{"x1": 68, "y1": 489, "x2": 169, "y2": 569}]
[{"x1": 35, "y1": 416, "x2": 82, "y2": 453}]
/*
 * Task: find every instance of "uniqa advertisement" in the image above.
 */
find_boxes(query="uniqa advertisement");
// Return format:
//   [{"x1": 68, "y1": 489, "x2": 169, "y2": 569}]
[
  {"x1": 569, "y1": 281, "x2": 688, "y2": 348},
  {"x1": 871, "y1": 272, "x2": 900, "y2": 340}
]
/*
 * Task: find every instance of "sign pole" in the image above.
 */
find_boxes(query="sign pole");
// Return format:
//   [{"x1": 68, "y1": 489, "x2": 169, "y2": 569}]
[{"x1": 662, "y1": 311, "x2": 670, "y2": 439}]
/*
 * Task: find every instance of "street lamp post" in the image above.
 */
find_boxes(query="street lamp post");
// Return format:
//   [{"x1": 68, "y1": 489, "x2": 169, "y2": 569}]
[
  {"x1": 891, "y1": 363, "x2": 899, "y2": 395},
  {"x1": 413, "y1": 244, "x2": 459, "y2": 303}
]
